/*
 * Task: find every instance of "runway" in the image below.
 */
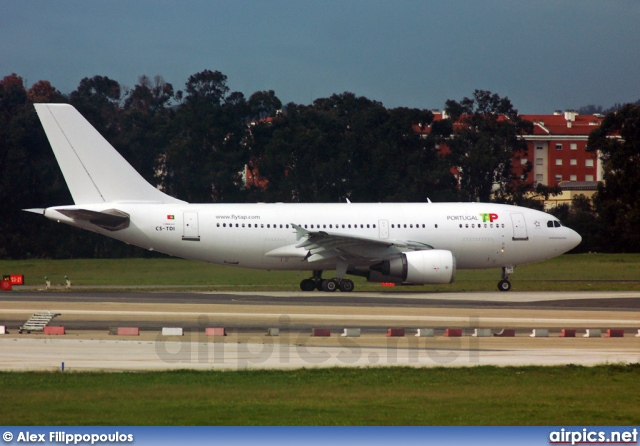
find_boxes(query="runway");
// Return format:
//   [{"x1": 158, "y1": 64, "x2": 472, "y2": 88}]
[{"x1": 1, "y1": 290, "x2": 639, "y2": 371}]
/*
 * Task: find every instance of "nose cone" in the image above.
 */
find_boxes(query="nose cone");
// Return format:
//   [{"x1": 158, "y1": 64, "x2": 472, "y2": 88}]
[{"x1": 565, "y1": 227, "x2": 582, "y2": 251}]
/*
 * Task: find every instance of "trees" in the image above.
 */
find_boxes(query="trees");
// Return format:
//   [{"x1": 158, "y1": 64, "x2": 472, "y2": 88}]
[
  {"x1": 443, "y1": 90, "x2": 534, "y2": 203},
  {"x1": 587, "y1": 104, "x2": 640, "y2": 251},
  {"x1": 163, "y1": 70, "x2": 251, "y2": 203},
  {"x1": 251, "y1": 92, "x2": 454, "y2": 203},
  {"x1": 120, "y1": 75, "x2": 176, "y2": 187}
]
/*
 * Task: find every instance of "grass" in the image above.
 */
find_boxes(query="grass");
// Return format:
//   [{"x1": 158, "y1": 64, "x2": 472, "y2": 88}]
[
  {"x1": 2, "y1": 253, "x2": 640, "y2": 291},
  {"x1": 0, "y1": 365, "x2": 639, "y2": 425}
]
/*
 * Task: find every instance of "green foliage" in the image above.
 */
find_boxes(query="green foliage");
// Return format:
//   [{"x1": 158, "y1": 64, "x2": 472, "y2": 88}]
[
  {"x1": 444, "y1": 90, "x2": 534, "y2": 203},
  {"x1": 588, "y1": 104, "x2": 640, "y2": 252},
  {"x1": 0, "y1": 365, "x2": 639, "y2": 425},
  {"x1": 252, "y1": 93, "x2": 455, "y2": 202}
]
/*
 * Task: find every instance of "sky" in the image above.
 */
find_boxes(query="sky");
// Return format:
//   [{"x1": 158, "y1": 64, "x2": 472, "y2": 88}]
[{"x1": 2, "y1": 0, "x2": 639, "y2": 113}]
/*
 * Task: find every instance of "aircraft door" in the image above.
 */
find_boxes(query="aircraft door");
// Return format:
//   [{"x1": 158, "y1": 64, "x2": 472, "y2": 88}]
[
  {"x1": 182, "y1": 212, "x2": 200, "y2": 241},
  {"x1": 379, "y1": 220, "x2": 389, "y2": 239},
  {"x1": 510, "y1": 213, "x2": 528, "y2": 241}
]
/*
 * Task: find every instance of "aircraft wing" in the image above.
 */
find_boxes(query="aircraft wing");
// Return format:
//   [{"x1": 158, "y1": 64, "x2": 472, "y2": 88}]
[{"x1": 291, "y1": 223, "x2": 433, "y2": 263}]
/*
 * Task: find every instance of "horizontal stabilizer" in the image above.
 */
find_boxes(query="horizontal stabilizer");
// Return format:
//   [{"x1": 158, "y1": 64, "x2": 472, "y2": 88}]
[
  {"x1": 56, "y1": 208, "x2": 130, "y2": 231},
  {"x1": 23, "y1": 208, "x2": 46, "y2": 215}
]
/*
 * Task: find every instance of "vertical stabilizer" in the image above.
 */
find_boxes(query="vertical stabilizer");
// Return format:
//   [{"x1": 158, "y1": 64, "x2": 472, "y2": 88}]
[{"x1": 34, "y1": 103, "x2": 184, "y2": 205}]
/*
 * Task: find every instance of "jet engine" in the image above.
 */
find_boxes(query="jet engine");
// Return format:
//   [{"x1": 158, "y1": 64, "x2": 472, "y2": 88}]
[{"x1": 368, "y1": 250, "x2": 456, "y2": 285}]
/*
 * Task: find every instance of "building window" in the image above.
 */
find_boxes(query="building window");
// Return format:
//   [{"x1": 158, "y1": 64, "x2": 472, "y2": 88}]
[
  {"x1": 536, "y1": 158, "x2": 543, "y2": 166},
  {"x1": 555, "y1": 174, "x2": 562, "y2": 182},
  {"x1": 585, "y1": 174, "x2": 594, "y2": 181},
  {"x1": 521, "y1": 158, "x2": 528, "y2": 165},
  {"x1": 571, "y1": 143, "x2": 577, "y2": 150},
  {"x1": 555, "y1": 159, "x2": 563, "y2": 166},
  {"x1": 555, "y1": 143, "x2": 562, "y2": 150},
  {"x1": 535, "y1": 174, "x2": 543, "y2": 181},
  {"x1": 586, "y1": 159, "x2": 594, "y2": 167},
  {"x1": 536, "y1": 146, "x2": 543, "y2": 150},
  {"x1": 570, "y1": 159, "x2": 577, "y2": 166},
  {"x1": 570, "y1": 175, "x2": 577, "y2": 181}
]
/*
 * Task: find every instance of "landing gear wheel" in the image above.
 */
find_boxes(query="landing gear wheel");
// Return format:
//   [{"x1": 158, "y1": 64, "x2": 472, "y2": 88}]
[
  {"x1": 300, "y1": 278, "x2": 316, "y2": 292},
  {"x1": 339, "y1": 279, "x2": 354, "y2": 292},
  {"x1": 321, "y1": 279, "x2": 338, "y2": 292},
  {"x1": 498, "y1": 279, "x2": 511, "y2": 292}
]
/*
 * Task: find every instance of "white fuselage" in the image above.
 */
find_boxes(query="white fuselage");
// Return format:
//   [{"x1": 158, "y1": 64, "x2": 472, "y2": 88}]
[{"x1": 46, "y1": 201, "x2": 581, "y2": 272}]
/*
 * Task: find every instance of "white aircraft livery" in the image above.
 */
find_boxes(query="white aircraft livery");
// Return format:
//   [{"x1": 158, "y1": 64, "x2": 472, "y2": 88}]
[{"x1": 28, "y1": 103, "x2": 582, "y2": 292}]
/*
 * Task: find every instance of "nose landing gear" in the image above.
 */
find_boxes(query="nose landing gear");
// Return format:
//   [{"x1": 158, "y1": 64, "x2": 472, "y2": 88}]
[{"x1": 498, "y1": 266, "x2": 514, "y2": 292}]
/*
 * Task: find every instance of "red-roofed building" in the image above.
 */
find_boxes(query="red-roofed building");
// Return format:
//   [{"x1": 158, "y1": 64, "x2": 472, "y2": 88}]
[{"x1": 419, "y1": 109, "x2": 604, "y2": 207}]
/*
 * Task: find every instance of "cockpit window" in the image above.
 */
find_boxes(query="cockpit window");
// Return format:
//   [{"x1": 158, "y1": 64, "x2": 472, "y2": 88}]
[
  {"x1": 547, "y1": 220, "x2": 563, "y2": 228},
  {"x1": 547, "y1": 221, "x2": 553, "y2": 228}
]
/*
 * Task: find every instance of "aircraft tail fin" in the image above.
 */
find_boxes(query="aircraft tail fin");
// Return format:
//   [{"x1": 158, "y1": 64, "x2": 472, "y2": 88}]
[{"x1": 34, "y1": 103, "x2": 185, "y2": 205}]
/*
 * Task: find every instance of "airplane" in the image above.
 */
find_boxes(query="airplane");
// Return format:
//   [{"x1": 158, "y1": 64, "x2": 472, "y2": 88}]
[{"x1": 27, "y1": 103, "x2": 582, "y2": 292}]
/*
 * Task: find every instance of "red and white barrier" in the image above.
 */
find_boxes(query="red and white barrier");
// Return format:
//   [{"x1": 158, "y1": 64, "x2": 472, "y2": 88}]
[
  {"x1": 312, "y1": 328, "x2": 331, "y2": 337},
  {"x1": 606, "y1": 329, "x2": 624, "y2": 338},
  {"x1": 44, "y1": 326, "x2": 65, "y2": 335},
  {"x1": 341, "y1": 328, "x2": 361, "y2": 337},
  {"x1": 583, "y1": 329, "x2": 601, "y2": 338},
  {"x1": 206, "y1": 327, "x2": 227, "y2": 336},
  {"x1": 386, "y1": 328, "x2": 405, "y2": 337},
  {"x1": 117, "y1": 327, "x2": 139, "y2": 336},
  {"x1": 530, "y1": 329, "x2": 548, "y2": 338},
  {"x1": 472, "y1": 328, "x2": 491, "y2": 337}
]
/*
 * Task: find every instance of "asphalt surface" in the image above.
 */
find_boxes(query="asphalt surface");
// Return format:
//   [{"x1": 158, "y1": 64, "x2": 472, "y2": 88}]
[{"x1": 1, "y1": 290, "x2": 639, "y2": 370}]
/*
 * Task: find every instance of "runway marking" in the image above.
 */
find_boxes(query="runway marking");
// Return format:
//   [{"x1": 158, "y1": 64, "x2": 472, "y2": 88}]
[
  {"x1": 3, "y1": 308, "x2": 639, "y2": 327},
  {"x1": 204, "y1": 290, "x2": 640, "y2": 302}
]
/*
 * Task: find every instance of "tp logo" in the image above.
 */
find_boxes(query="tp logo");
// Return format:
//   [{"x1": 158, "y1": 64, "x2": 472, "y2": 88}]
[{"x1": 480, "y1": 213, "x2": 499, "y2": 222}]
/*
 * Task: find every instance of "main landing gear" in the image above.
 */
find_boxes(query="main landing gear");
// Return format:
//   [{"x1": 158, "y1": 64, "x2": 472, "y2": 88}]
[
  {"x1": 300, "y1": 270, "x2": 355, "y2": 292},
  {"x1": 498, "y1": 266, "x2": 514, "y2": 292}
]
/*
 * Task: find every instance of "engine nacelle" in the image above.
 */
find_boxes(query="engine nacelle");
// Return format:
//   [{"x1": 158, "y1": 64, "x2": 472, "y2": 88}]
[{"x1": 369, "y1": 250, "x2": 456, "y2": 285}]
